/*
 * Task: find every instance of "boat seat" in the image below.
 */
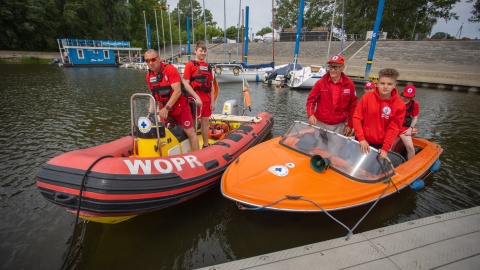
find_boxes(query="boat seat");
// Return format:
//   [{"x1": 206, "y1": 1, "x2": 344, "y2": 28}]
[{"x1": 169, "y1": 125, "x2": 188, "y2": 142}]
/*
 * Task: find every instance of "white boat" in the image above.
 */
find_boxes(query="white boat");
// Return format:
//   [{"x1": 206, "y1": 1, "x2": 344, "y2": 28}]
[
  {"x1": 263, "y1": 63, "x2": 305, "y2": 85},
  {"x1": 215, "y1": 69, "x2": 269, "y2": 83},
  {"x1": 214, "y1": 62, "x2": 274, "y2": 83},
  {"x1": 285, "y1": 64, "x2": 327, "y2": 89}
]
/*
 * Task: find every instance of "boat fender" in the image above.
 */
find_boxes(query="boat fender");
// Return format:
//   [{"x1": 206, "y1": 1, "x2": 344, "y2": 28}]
[
  {"x1": 209, "y1": 123, "x2": 229, "y2": 139},
  {"x1": 243, "y1": 87, "x2": 251, "y2": 111},
  {"x1": 310, "y1": 155, "x2": 330, "y2": 173},
  {"x1": 430, "y1": 159, "x2": 441, "y2": 173},
  {"x1": 409, "y1": 179, "x2": 425, "y2": 191},
  {"x1": 54, "y1": 192, "x2": 76, "y2": 204}
]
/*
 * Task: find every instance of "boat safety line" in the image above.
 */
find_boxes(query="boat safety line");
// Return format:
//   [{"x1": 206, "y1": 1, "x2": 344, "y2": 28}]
[
  {"x1": 60, "y1": 155, "x2": 113, "y2": 270},
  {"x1": 236, "y1": 156, "x2": 396, "y2": 241}
]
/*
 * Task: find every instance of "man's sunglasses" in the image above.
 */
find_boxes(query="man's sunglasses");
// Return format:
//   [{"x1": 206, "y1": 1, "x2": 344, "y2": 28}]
[{"x1": 145, "y1": 57, "x2": 159, "y2": 64}]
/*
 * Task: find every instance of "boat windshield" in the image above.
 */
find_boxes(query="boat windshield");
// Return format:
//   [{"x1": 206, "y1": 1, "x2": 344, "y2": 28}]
[{"x1": 279, "y1": 121, "x2": 402, "y2": 183}]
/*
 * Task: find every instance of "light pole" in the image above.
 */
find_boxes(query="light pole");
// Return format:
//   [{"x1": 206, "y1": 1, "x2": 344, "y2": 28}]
[
  {"x1": 191, "y1": 0, "x2": 195, "y2": 44},
  {"x1": 411, "y1": 7, "x2": 421, "y2": 41},
  {"x1": 168, "y1": 4, "x2": 173, "y2": 63},
  {"x1": 202, "y1": 0, "x2": 207, "y2": 43},
  {"x1": 143, "y1": 11, "x2": 148, "y2": 49},
  {"x1": 154, "y1": 9, "x2": 161, "y2": 53},
  {"x1": 160, "y1": 6, "x2": 166, "y2": 58},
  {"x1": 177, "y1": 3, "x2": 182, "y2": 61}
]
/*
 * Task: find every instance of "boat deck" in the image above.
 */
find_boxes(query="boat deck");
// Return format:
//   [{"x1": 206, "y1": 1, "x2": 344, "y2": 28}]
[{"x1": 199, "y1": 206, "x2": 480, "y2": 269}]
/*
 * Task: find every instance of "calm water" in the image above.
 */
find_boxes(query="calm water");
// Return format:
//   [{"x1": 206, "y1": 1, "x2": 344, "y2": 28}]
[{"x1": 1, "y1": 64, "x2": 480, "y2": 269}]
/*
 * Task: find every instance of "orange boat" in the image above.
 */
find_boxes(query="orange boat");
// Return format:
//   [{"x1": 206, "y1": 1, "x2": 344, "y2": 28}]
[{"x1": 221, "y1": 121, "x2": 443, "y2": 212}]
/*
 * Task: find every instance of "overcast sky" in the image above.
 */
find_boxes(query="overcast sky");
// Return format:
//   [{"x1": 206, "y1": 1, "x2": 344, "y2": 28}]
[{"x1": 166, "y1": 0, "x2": 479, "y2": 39}]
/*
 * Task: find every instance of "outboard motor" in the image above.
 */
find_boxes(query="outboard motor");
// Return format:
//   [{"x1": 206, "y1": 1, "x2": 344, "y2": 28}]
[
  {"x1": 222, "y1": 100, "x2": 238, "y2": 115},
  {"x1": 265, "y1": 70, "x2": 278, "y2": 85}
]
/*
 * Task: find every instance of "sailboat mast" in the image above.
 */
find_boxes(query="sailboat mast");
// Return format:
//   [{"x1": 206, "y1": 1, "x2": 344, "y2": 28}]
[
  {"x1": 272, "y1": 0, "x2": 274, "y2": 63},
  {"x1": 293, "y1": 0, "x2": 305, "y2": 64},
  {"x1": 244, "y1": 6, "x2": 249, "y2": 66},
  {"x1": 327, "y1": 0, "x2": 337, "y2": 63},
  {"x1": 236, "y1": 0, "x2": 241, "y2": 63},
  {"x1": 364, "y1": 0, "x2": 385, "y2": 79}
]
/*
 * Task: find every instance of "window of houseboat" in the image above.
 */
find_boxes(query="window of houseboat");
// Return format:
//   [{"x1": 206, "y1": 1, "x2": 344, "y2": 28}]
[
  {"x1": 77, "y1": 49, "x2": 84, "y2": 59},
  {"x1": 104, "y1": 50, "x2": 110, "y2": 59}
]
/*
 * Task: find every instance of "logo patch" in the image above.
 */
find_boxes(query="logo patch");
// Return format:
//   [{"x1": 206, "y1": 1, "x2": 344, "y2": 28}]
[
  {"x1": 138, "y1": 117, "x2": 152, "y2": 133},
  {"x1": 268, "y1": 165, "x2": 289, "y2": 177},
  {"x1": 381, "y1": 106, "x2": 392, "y2": 119}
]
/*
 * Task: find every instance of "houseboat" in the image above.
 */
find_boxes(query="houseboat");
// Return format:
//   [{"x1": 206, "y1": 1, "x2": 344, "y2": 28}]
[{"x1": 57, "y1": 38, "x2": 142, "y2": 67}]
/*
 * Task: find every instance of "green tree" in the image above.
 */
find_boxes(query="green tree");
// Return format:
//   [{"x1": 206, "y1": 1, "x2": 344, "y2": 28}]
[
  {"x1": 343, "y1": 0, "x2": 460, "y2": 39},
  {"x1": 257, "y1": 27, "x2": 272, "y2": 36},
  {"x1": 431, "y1": 32, "x2": 454, "y2": 39},
  {"x1": 0, "y1": 0, "x2": 60, "y2": 50},
  {"x1": 468, "y1": 0, "x2": 480, "y2": 23},
  {"x1": 274, "y1": 0, "x2": 333, "y2": 31}
]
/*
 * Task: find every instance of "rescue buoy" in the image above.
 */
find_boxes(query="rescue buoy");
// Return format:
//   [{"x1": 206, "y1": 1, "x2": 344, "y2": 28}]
[
  {"x1": 209, "y1": 123, "x2": 229, "y2": 140},
  {"x1": 243, "y1": 86, "x2": 251, "y2": 111}
]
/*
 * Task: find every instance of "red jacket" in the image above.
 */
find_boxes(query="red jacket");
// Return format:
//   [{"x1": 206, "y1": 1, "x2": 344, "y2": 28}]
[
  {"x1": 306, "y1": 72, "x2": 357, "y2": 127},
  {"x1": 353, "y1": 88, "x2": 406, "y2": 152}
]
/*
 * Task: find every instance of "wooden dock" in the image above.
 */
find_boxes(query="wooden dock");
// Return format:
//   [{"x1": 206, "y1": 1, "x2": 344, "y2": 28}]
[{"x1": 199, "y1": 206, "x2": 480, "y2": 269}]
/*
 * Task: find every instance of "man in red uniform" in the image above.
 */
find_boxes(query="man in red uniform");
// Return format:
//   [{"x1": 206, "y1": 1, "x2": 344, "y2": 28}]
[
  {"x1": 183, "y1": 41, "x2": 215, "y2": 149},
  {"x1": 399, "y1": 84, "x2": 420, "y2": 160},
  {"x1": 306, "y1": 54, "x2": 357, "y2": 136},
  {"x1": 144, "y1": 49, "x2": 199, "y2": 151},
  {"x1": 353, "y1": 68, "x2": 406, "y2": 159}
]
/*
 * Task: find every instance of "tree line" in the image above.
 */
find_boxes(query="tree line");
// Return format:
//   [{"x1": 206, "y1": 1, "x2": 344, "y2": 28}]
[{"x1": 1, "y1": 0, "x2": 477, "y2": 52}]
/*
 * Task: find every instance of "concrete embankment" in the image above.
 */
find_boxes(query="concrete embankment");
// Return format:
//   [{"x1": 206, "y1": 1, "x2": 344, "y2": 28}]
[
  {"x1": 201, "y1": 40, "x2": 480, "y2": 91},
  {"x1": 3, "y1": 40, "x2": 479, "y2": 90}
]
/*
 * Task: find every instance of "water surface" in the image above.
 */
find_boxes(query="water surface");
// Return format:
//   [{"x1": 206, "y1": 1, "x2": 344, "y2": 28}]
[{"x1": 1, "y1": 64, "x2": 479, "y2": 269}]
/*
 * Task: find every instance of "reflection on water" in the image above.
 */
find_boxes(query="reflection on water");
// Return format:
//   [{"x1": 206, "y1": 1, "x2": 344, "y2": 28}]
[{"x1": 1, "y1": 64, "x2": 479, "y2": 269}]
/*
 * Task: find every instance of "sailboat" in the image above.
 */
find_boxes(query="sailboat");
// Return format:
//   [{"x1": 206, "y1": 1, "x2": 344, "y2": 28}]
[
  {"x1": 214, "y1": 4, "x2": 274, "y2": 83},
  {"x1": 284, "y1": 0, "x2": 327, "y2": 89}
]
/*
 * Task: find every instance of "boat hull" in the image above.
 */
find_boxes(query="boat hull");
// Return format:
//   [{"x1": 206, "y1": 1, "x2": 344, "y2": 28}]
[
  {"x1": 36, "y1": 112, "x2": 274, "y2": 223},
  {"x1": 215, "y1": 71, "x2": 267, "y2": 83},
  {"x1": 221, "y1": 136, "x2": 442, "y2": 212}
]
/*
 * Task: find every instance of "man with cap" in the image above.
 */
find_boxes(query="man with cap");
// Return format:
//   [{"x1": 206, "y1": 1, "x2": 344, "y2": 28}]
[
  {"x1": 144, "y1": 49, "x2": 200, "y2": 151},
  {"x1": 364, "y1": 81, "x2": 376, "y2": 93},
  {"x1": 306, "y1": 54, "x2": 357, "y2": 136},
  {"x1": 399, "y1": 84, "x2": 420, "y2": 160}
]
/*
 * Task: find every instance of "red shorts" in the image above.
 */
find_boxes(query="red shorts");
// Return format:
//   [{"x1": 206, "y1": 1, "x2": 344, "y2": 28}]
[
  {"x1": 196, "y1": 91, "x2": 212, "y2": 118},
  {"x1": 170, "y1": 104, "x2": 193, "y2": 129}
]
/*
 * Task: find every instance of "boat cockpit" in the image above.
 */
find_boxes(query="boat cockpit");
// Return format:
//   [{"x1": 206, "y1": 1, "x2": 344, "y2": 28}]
[{"x1": 279, "y1": 121, "x2": 406, "y2": 183}]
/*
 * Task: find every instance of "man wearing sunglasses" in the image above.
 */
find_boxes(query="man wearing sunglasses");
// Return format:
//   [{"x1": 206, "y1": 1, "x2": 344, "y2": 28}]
[
  {"x1": 306, "y1": 54, "x2": 357, "y2": 136},
  {"x1": 144, "y1": 49, "x2": 199, "y2": 151}
]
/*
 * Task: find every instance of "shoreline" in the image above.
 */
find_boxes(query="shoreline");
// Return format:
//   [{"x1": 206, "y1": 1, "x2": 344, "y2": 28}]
[
  {"x1": 2, "y1": 41, "x2": 479, "y2": 91},
  {"x1": 0, "y1": 51, "x2": 59, "y2": 62}
]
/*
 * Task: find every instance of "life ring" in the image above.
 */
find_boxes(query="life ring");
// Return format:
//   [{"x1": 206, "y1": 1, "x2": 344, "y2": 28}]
[{"x1": 208, "y1": 123, "x2": 229, "y2": 140}]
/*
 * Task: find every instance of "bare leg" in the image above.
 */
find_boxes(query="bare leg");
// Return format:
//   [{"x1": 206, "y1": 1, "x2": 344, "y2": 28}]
[
  {"x1": 184, "y1": 127, "x2": 199, "y2": 151},
  {"x1": 201, "y1": 117, "x2": 210, "y2": 147},
  {"x1": 399, "y1": 133, "x2": 415, "y2": 160}
]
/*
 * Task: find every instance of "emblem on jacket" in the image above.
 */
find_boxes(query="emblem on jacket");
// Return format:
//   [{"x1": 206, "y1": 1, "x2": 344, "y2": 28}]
[{"x1": 382, "y1": 106, "x2": 392, "y2": 119}]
